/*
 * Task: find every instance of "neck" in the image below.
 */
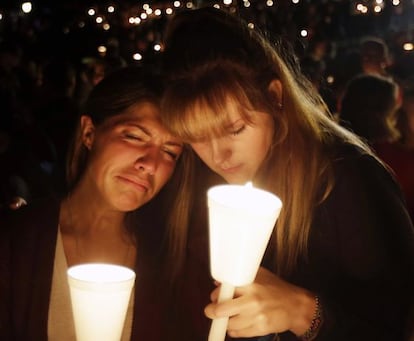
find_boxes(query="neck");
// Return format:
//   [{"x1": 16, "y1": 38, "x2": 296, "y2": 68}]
[
  {"x1": 66, "y1": 183, "x2": 126, "y2": 230},
  {"x1": 59, "y1": 190, "x2": 136, "y2": 268}
]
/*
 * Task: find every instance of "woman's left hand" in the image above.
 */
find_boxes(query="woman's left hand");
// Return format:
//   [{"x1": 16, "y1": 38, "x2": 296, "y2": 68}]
[{"x1": 204, "y1": 267, "x2": 316, "y2": 338}]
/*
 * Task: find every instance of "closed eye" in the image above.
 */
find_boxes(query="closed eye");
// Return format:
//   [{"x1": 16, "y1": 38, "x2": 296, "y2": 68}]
[
  {"x1": 231, "y1": 125, "x2": 246, "y2": 136},
  {"x1": 124, "y1": 132, "x2": 145, "y2": 141},
  {"x1": 164, "y1": 150, "x2": 179, "y2": 161}
]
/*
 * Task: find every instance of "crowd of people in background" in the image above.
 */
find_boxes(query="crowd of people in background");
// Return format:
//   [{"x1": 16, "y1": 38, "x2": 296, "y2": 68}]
[
  {"x1": 0, "y1": 36, "x2": 127, "y2": 207},
  {"x1": 1, "y1": 3, "x2": 413, "y2": 222},
  {"x1": 1, "y1": 3, "x2": 413, "y2": 340}
]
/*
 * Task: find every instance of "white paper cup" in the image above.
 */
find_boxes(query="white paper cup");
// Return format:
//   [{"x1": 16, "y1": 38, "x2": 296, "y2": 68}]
[
  {"x1": 67, "y1": 263, "x2": 135, "y2": 341},
  {"x1": 207, "y1": 184, "x2": 282, "y2": 286}
]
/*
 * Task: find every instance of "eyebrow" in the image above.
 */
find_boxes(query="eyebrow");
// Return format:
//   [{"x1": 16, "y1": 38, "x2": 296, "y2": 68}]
[{"x1": 120, "y1": 121, "x2": 184, "y2": 148}]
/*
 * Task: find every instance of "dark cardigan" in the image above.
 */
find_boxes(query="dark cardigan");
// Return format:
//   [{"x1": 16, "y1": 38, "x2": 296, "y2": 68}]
[
  {"x1": 278, "y1": 150, "x2": 414, "y2": 341},
  {"x1": 234, "y1": 147, "x2": 414, "y2": 341},
  {"x1": 0, "y1": 194, "x2": 214, "y2": 341}
]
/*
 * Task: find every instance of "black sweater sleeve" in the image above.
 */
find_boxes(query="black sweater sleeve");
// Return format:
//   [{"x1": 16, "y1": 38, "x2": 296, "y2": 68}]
[{"x1": 308, "y1": 153, "x2": 414, "y2": 340}]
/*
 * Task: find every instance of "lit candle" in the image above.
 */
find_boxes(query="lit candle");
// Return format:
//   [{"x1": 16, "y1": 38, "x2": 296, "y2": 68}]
[
  {"x1": 67, "y1": 263, "x2": 136, "y2": 341},
  {"x1": 207, "y1": 182, "x2": 282, "y2": 341}
]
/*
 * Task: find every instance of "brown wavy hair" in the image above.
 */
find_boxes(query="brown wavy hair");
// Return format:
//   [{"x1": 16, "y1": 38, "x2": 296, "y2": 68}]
[{"x1": 66, "y1": 66, "x2": 193, "y2": 281}]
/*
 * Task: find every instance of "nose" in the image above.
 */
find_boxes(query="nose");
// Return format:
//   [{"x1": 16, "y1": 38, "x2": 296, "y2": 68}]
[
  {"x1": 134, "y1": 146, "x2": 160, "y2": 175},
  {"x1": 210, "y1": 138, "x2": 231, "y2": 165}
]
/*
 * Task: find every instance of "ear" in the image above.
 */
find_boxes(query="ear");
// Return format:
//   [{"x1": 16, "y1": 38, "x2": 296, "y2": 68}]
[
  {"x1": 80, "y1": 115, "x2": 95, "y2": 150},
  {"x1": 268, "y1": 79, "x2": 283, "y2": 105}
]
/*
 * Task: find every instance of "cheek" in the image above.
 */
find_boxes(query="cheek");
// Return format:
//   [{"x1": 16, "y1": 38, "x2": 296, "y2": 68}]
[
  {"x1": 248, "y1": 132, "x2": 273, "y2": 169},
  {"x1": 85, "y1": 148, "x2": 107, "y2": 176},
  {"x1": 256, "y1": 128, "x2": 273, "y2": 154},
  {"x1": 89, "y1": 144, "x2": 133, "y2": 177},
  {"x1": 191, "y1": 144, "x2": 211, "y2": 161},
  {"x1": 156, "y1": 164, "x2": 176, "y2": 187}
]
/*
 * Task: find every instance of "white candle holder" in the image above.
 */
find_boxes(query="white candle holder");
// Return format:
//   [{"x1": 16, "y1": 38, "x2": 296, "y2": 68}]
[
  {"x1": 207, "y1": 184, "x2": 282, "y2": 341},
  {"x1": 67, "y1": 263, "x2": 135, "y2": 341}
]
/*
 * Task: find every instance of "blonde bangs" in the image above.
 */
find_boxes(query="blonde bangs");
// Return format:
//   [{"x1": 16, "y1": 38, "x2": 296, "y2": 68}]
[{"x1": 163, "y1": 76, "x2": 256, "y2": 142}]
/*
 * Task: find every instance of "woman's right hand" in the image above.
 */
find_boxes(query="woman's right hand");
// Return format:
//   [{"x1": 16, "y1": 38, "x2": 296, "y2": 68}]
[{"x1": 204, "y1": 267, "x2": 317, "y2": 338}]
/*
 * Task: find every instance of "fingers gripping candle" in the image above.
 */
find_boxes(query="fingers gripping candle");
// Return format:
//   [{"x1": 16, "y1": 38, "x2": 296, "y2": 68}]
[{"x1": 207, "y1": 182, "x2": 282, "y2": 341}]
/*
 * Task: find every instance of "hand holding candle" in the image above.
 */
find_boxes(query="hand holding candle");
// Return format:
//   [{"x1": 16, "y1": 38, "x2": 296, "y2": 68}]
[{"x1": 207, "y1": 183, "x2": 282, "y2": 341}]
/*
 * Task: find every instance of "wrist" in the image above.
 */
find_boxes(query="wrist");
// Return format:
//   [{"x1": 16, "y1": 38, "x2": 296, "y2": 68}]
[
  {"x1": 298, "y1": 295, "x2": 324, "y2": 341},
  {"x1": 288, "y1": 289, "x2": 316, "y2": 335}
]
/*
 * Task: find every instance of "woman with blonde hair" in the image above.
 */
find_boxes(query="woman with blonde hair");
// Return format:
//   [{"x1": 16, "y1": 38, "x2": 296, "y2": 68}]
[{"x1": 161, "y1": 7, "x2": 414, "y2": 341}]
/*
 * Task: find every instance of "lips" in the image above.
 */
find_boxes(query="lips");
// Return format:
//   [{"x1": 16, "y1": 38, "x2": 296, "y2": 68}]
[
  {"x1": 220, "y1": 164, "x2": 241, "y2": 174},
  {"x1": 117, "y1": 175, "x2": 150, "y2": 192}
]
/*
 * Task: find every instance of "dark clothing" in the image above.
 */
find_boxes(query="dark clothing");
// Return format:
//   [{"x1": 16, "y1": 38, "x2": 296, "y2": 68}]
[
  {"x1": 168, "y1": 145, "x2": 414, "y2": 341},
  {"x1": 0, "y1": 128, "x2": 56, "y2": 212},
  {"x1": 239, "y1": 146, "x2": 414, "y2": 341},
  {"x1": 0, "y1": 194, "x2": 213, "y2": 340},
  {"x1": 1, "y1": 145, "x2": 413, "y2": 341},
  {"x1": 282, "y1": 148, "x2": 413, "y2": 340},
  {"x1": 374, "y1": 141, "x2": 414, "y2": 222}
]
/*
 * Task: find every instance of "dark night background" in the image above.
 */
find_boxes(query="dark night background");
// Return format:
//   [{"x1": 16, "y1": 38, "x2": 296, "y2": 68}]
[
  {"x1": 1, "y1": 0, "x2": 414, "y2": 209},
  {"x1": 1, "y1": 0, "x2": 414, "y2": 66}
]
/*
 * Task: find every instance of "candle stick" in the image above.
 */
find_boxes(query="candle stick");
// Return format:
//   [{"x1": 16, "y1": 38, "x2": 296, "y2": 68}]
[
  {"x1": 208, "y1": 282, "x2": 235, "y2": 341},
  {"x1": 206, "y1": 183, "x2": 282, "y2": 341}
]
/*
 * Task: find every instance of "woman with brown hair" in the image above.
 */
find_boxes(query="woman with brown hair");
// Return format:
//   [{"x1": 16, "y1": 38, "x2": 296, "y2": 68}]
[{"x1": 0, "y1": 65, "x2": 197, "y2": 340}]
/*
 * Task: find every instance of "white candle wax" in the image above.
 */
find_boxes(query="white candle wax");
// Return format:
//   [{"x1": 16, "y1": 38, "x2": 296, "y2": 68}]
[
  {"x1": 67, "y1": 263, "x2": 135, "y2": 341},
  {"x1": 207, "y1": 184, "x2": 282, "y2": 286},
  {"x1": 207, "y1": 184, "x2": 282, "y2": 341}
]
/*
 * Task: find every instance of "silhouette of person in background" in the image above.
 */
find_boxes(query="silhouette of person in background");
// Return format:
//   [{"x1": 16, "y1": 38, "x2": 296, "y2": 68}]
[
  {"x1": 375, "y1": 83, "x2": 414, "y2": 222},
  {"x1": 360, "y1": 36, "x2": 393, "y2": 78},
  {"x1": 74, "y1": 57, "x2": 108, "y2": 108},
  {"x1": 0, "y1": 41, "x2": 57, "y2": 212},
  {"x1": 31, "y1": 57, "x2": 81, "y2": 193},
  {"x1": 339, "y1": 73, "x2": 401, "y2": 145}
]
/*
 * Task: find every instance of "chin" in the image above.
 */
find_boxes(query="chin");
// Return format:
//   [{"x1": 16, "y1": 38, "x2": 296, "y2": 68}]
[
  {"x1": 115, "y1": 195, "x2": 147, "y2": 212},
  {"x1": 117, "y1": 203, "x2": 140, "y2": 212},
  {"x1": 222, "y1": 174, "x2": 252, "y2": 185}
]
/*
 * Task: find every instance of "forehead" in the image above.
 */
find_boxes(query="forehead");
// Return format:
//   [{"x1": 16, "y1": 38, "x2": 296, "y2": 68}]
[
  {"x1": 103, "y1": 102, "x2": 161, "y2": 129},
  {"x1": 179, "y1": 96, "x2": 253, "y2": 140},
  {"x1": 102, "y1": 102, "x2": 180, "y2": 140}
]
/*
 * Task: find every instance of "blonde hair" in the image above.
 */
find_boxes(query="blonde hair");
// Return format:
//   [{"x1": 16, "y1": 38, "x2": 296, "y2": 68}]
[{"x1": 162, "y1": 7, "x2": 372, "y2": 275}]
